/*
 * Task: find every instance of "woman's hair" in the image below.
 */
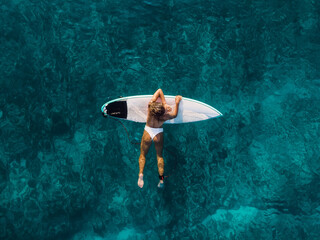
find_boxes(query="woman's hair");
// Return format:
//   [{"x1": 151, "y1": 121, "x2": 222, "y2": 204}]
[{"x1": 149, "y1": 102, "x2": 165, "y2": 118}]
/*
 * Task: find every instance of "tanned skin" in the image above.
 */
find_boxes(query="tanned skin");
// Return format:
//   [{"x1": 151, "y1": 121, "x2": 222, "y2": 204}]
[{"x1": 138, "y1": 89, "x2": 182, "y2": 188}]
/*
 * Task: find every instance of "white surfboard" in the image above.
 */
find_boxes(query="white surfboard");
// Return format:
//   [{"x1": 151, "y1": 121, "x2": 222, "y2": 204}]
[{"x1": 101, "y1": 95, "x2": 222, "y2": 124}]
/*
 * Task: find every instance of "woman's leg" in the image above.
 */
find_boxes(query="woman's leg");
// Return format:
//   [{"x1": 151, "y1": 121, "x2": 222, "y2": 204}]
[
  {"x1": 154, "y1": 132, "x2": 164, "y2": 188},
  {"x1": 138, "y1": 130, "x2": 152, "y2": 188}
]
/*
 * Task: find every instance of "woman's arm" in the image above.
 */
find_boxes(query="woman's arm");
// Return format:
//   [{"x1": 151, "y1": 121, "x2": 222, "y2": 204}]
[
  {"x1": 150, "y1": 89, "x2": 166, "y2": 104},
  {"x1": 163, "y1": 95, "x2": 182, "y2": 120}
]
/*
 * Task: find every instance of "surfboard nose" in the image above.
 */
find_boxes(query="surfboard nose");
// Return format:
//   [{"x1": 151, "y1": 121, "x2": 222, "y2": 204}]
[
  {"x1": 102, "y1": 105, "x2": 108, "y2": 117},
  {"x1": 102, "y1": 101, "x2": 128, "y2": 119}
]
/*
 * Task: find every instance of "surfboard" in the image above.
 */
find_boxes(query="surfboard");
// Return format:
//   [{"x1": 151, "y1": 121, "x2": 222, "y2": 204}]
[{"x1": 101, "y1": 95, "x2": 222, "y2": 124}]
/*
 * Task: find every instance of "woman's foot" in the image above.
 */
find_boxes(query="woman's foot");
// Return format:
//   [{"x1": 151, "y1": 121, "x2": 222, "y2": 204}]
[
  {"x1": 138, "y1": 174, "x2": 144, "y2": 188},
  {"x1": 157, "y1": 180, "x2": 164, "y2": 188}
]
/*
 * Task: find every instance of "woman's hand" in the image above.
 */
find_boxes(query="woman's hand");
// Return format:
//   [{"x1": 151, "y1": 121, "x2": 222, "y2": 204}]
[{"x1": 175, "y1": 95, "x2": 182, "y2": 104}]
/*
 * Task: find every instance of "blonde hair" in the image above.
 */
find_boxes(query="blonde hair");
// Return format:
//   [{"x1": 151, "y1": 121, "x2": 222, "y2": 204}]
[{"x1": 149, "y1": 102, "x2": 165, "y2": 118}]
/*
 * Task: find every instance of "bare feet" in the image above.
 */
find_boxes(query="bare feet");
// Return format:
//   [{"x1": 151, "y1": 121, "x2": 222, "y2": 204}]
[
  {"x1": 157, "y1": 180, "x2": 164, "y2": 188},
  {"x1": 138, "y1": 174, "x2": 144, "y2": 188}
]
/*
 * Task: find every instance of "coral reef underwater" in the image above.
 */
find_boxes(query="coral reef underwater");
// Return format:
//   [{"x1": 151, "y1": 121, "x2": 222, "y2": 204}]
[{"x1": 0, "y1": 0, "x2": 319, "y2": 239}]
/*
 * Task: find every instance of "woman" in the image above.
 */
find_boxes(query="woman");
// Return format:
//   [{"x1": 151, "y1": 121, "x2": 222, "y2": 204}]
[{"x1": 138, "y1": 89, "x2": 182, "y2": 188}]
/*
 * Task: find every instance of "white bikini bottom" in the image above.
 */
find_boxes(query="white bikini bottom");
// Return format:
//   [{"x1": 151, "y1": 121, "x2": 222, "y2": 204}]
[{"x1": 144, "y1": 125, "x2": 163, "y2": 140}]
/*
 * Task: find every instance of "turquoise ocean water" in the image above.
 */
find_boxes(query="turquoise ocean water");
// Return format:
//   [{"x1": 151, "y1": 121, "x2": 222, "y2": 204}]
[{"x1": 0, "y1": 0, "x2": 320, "y2": 239}]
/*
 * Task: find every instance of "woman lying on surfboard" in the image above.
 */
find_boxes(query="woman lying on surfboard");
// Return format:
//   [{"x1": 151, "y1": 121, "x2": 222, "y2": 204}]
[{"x1": 138, "y1": 89, "x2": 182, "y2": 188}]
